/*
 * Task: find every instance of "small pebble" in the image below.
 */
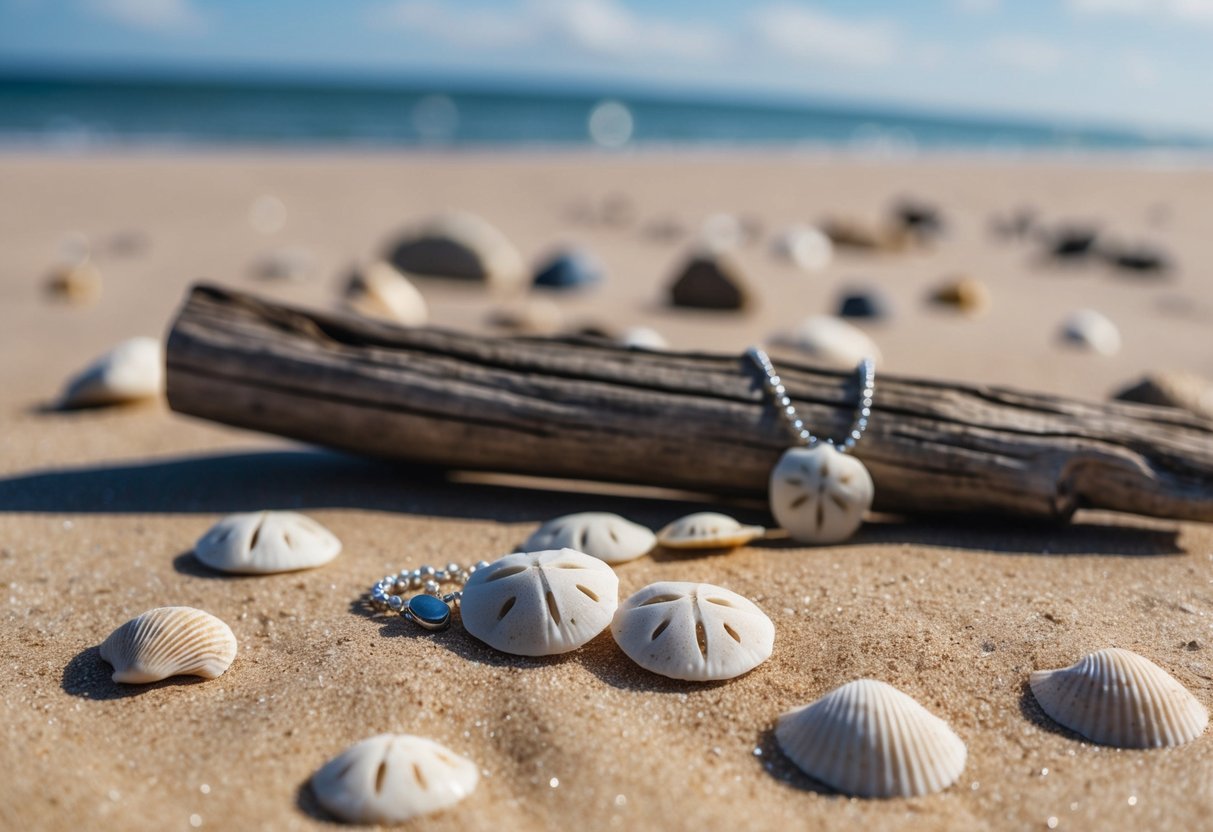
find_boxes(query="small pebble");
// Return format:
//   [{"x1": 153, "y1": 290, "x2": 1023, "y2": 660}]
[
  {"x1": 667, "y1": 250, "x2": 751, "y2": 311},
  {"x1": 1059, "y1": 309, "x2": 1121, "y2": 356},
  {"x1": 837, "y1": 289, "x2": 887, "y2": 320},
  {"x1": 533, "y1": 248, "x2": 603, "y2": 290},
  {"x1": 929, "y1": 276, "x2": 990, "y2": 316}
]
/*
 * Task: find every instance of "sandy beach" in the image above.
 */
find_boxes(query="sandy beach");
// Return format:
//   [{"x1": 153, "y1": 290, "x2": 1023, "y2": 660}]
[{"x1": 2, "y1": 151, "x2": 1212, "y2": 831}]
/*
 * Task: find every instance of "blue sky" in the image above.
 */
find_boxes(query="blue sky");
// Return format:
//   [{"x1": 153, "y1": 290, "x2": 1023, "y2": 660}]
[{"x1": 2, "y1": 0, "x2": 1212, "y2": 134}]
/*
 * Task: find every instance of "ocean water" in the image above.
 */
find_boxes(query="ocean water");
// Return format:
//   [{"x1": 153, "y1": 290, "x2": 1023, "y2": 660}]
[{"x1": 1, "y1": 74, "x2": 1208, "y2": 155}]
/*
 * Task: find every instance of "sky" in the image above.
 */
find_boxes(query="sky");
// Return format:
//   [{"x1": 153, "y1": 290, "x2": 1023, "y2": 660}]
[{"x1": 2, "y1": 0, "x2": 1212, "y2": 135}]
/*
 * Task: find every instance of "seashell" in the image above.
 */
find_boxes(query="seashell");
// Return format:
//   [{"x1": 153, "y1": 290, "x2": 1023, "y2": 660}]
[
  {"x1": 344, "y1": 260, "x2": 428, "y2": 326},
  {"x1": 59, "y1": 336, "x2": 164, "y2": 409},
  {"x1": 194, "y1": 511, "x2": 341, "y2": 574},
  {"x1": 655, "y1": 512, "x2": 764, "y2": 551},
  {"x1": 387, "y1": 211, "x2": 525, "y2": 291},
  {"x1": 611, "y1": 581, "x2": 774, "y2": 681},
  {"x1": 769, "y1": 316, "x2": 882, "y2": 370},
  {"x1": 769, "y1": 444, "x2": 873, "y2": 544},
  {"x1": 311, "y1": 733, "x2": 478, "y2": 824},
  {"x1": 1029, "y1": 648, "x2": 1208, "y2": 748},
  {"x1": 460, "y1": 548, "x2": 619, "y2": 656},
  {"x1": 1060, "y1": 309, "x2": 1121, "y2": 356},
  {"x1": 771, "y1": 224, "x2": 832, "y2": 271},
  {"x1": 522, "y1": 512, "x2": 655, "y2": 565},
  {"x1": 620, "y1": 326, "x2": 669, "y2": 351},
  {"x1": 776, "y1": 679, "x2": 967, "y2": 797},
  {"x1": 100, "y1": 606, "x2": 237, "y2": 684}
]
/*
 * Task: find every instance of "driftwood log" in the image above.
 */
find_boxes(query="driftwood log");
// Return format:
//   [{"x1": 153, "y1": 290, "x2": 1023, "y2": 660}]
[{"x1": 166, "y1": 284, "x2": 1213, "y2": 523}]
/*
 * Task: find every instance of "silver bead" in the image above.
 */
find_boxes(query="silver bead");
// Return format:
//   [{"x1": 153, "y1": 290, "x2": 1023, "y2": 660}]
[
  {"x1": 409, "y1": 575, "x2": 423, "y2": 589},
  {"x1": 382, "y1": 575, "x2": 396, "y2": 585},
  {"x1": 445, "y1": 562, "x2": 461, "y2": 576},
  {"x1": 423, "y1": 579, "x2": 440, "y2": 594},
  {"x1": 371, "y1": 598, "x2": 388, "y2": 612},
  {"x1": 434, "y1": 569, "x2": 448, "y2": 581},
  {"x1": 394, "y1": 578, "x2": 409, "y2": 592},
  {"x1": 387, "y1": 595, "x2": 404, "y2": 612},
  {"x1": 419, "y1": 565, "x2": 437, "y2": 578},
  {"x1": 410, "y1": 568, "x2": 423, "y2": 580}
]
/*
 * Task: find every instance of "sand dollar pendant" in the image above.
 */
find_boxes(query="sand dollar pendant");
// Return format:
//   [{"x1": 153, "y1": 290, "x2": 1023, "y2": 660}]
[{"x1": 747, "y1": 347, "x2": 876, "y2": 545}]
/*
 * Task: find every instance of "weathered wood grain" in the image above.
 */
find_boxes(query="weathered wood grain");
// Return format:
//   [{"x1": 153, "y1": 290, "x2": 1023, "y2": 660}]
[{"x1": 166, "y1": 284, "x2": 1213, "y2": 522}]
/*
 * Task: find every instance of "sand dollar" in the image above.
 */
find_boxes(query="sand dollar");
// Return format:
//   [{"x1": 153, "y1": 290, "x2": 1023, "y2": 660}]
[
  {"x1": 769, "y1": 444, "x2": 873, "y2": 544},
  {"x1": 459, "y1": 549, "x2": 619, "y2": 656},
  {"x1": 194, "y1": 511, "x2": 341, "y2": 574},
  {"x1": 611, "y1": 581, "x2": 774, "y2": 681},
  {"x1": 522, "y1": 512, "x2": 655, "y2": 564}
]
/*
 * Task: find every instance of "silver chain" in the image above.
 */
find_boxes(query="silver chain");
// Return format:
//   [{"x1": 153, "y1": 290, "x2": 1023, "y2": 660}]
[
  {"x1": 367, "y1": 561, "x2": 488, "y2": 614},
  {"x1": 746, "y1": 346, "x2": 874, "y2": 453}
]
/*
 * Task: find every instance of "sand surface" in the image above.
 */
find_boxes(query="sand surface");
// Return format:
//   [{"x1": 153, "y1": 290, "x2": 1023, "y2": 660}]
[{"x1": 1, "y1": 151, "x2": 1211, "y2": 831}]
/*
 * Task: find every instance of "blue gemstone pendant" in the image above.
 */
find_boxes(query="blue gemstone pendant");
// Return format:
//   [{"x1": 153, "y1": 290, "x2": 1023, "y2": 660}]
[{"x1": 404, "y1": 594, "x2": 452, "y2": 631}]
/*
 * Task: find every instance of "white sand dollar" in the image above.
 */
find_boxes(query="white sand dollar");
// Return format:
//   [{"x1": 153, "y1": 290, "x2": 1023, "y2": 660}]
[
  {"x1": 194, "y1": 511, "x2": 341, "y2": 574},
  {"x1": 345, "y1": 260, "x2": 429, "y2": 326},
  {"x1": 656, "y1": 512, "x2": 764, "y2": 551},
  {"x1": 311, "y1": 733, "x2": 478, "y2": 824},
  {"x1": 460, "y1": 549, "x2": 619, "y2": 656},
  {"x1": 769, "y1": 444, "x2": 873, "y2": 544},
  {"x1": 769, "y1": 316, "x2": 881, "y2": 370},
  {"x1": 100, "y1": 606, "x2": 236, "y2": 684},
  {"x1": 59, "y1": 336, "x2": 163, "y2": 408},
  {"x1": 1030, "y1": 648, "x2": 1208, "y2": 748},
  {"x1": 611, "y1": 581, "x2": 774, "y2": 681},
  {"x1": 522, "y1": 512, "x2": 656, "y2": 564},
  {"x1": 776, "y1": 679, "x2": 967, "y2": 798}
]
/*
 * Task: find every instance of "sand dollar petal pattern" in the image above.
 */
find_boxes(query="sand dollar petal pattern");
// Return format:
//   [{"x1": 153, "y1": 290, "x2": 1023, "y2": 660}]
[
  {"x1": 194, "y1": 511, "x2": 341, "y2": 574},
  {"x1": 311, "y1": 734, "x2": 478, "y2": 824},
  {"x1": 769, "y1": 444, "x2": 873, "y2": 544},
  {"x1": 522, "y1": 512, "x2": 656, "y2": 564},
  {"x1": 655, "y1": 512, "x2": 765, "y2": 551},
  {"x1": 611, "y1": 581, "x2": 774, "y2": 681},
  {"x1": 460, "y1": 548, "x2": 619, "y2": 656}
]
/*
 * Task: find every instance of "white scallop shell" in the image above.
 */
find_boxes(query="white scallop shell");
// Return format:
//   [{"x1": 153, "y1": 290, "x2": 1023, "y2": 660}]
[
  {"x1": 611, "y1": 581, "x2": 774, "y2": 681},
  {"x1": 99, "y1": 606, "x2": 237, "y2": 684},
  {"x1": 59, "y1": 336, "x2": 164, "y2": 408},
  {"x1": 345, "y1": 261, "x2": 429, "y2": 326},
  {"x1": 460, "y1": 549, "x2": 619, "y2": 656},
  {"x1": 1030, "y1": 648, "x2": 1208, "y2": 748},
  {"x1": 311, "y1": 734, "x2": 478, "y2": 824},
  {"x1": 1060, "y1": 308, "x2": 1121, "y2": 356},
  {"x1": 768, "y1": 316, "x2": 882, "y2": 370},
  {"x1": 655, "y1": 512, "x2": 764, "y2": 550},
  {"x1": 769, "y1": 444, "x2": 874, "y2": 544},
  {"x1": 776, "y1": 679, "x2": 967, "y2": 797},
  {"x1": 194, "y1": 511, "x2": 341, "y2": 574},
  {"x1": 522, "y1": 513, "x2": 656, "y2": 564}
]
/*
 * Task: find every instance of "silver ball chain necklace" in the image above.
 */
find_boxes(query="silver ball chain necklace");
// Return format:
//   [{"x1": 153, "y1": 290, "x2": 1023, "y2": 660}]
[{"x1": 747, "y1": 347, "x2": 876, "y2": 544}]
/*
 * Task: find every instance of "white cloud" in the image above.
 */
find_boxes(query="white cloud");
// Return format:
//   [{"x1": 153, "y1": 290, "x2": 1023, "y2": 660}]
[
  {"x1": 84, "y1": 0, "x2": 204, "y2": 33},
  {"x1": 747, "y1": 4, "x2": 898, "y2": 68},
  {"x1": 370, "y1": 0, "x2": 725, "y2": 61},
  {"x1": 954, "y1": 0, "x2": 1001, "y2": 14},
  {"x1": 986, "y1": 35, "x2": 1065, "y2": 73},
  {"x1": 1068, "y1": 0, "x2": 1213, "y2": 23}
]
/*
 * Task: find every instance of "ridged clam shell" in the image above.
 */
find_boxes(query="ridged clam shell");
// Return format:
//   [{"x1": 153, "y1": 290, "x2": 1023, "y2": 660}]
[
  {"x1": 775, "y1": 679, "x2": 967, "y2": 797},
  {"x1": 611, "y1": 581, "x2": 774, "y2": 681},
  {"x1": 656, "y1": 512, "x2": 764, "y2": 550},
  {"x1": 1030, "y1": 648, "x2": 1208, "y2": 748},
  {"x1": 344, "y1": 260, "x2": 429, "y2": 326},
  {"x1": 99, "y1": 606, "x2": 237, "y2": 684},
  {"x1": 194, "y1": 511, "x2": 341, "y2": 574},
  {"x1": 460, "y1": 548, "x2": 619, "y2": 656},
  {"x1": 59, "y1": 336, "x2": 163, "y2": 408},
  {"x1": 311, "y1": 733, "x2": 478, "y2": 824},
  {"x1": 522, "y1": 512, "x2": 656, "y2": 564},
  {"x1": 769, "y1": 444, "x2": 874, "y2": 544}
]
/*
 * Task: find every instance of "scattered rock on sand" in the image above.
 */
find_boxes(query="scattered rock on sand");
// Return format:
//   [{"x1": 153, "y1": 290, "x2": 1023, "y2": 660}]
[
  {"x1": 1059, "y1": 309, "x2": 1121, "y2": 355},
  {"x1": 667, "y1": 250, "x2": 751, "y2": 311},
  {"x1": 771, "y1": 224, "x2": 833, "y2": 271},
  {"x1": 929, "y1": 276, "x2": 990, "y2": 316},
  {"x1": 344, "y1": 261, "x2": 428, "y2": 326},
  {"x1": 891, "y1": 197, "x2": 944, "y2": 241},
  {"x1": 820, "y1": 217, "x2": 885, "y2": 251},
  {"x1": 58, "y1": 336, "x2": 164, "y2": 409},
  {"x1": 769, "y1": 315, "x2": 882, "y2": 369},
  {"x1": 837, "y1": 289, "x2": 887, "y2": 320},
  {"x1": 1047, "y1": 227, "x2": 1099, "y2": 260},
  {"x1": 44, "y1": 259, "x2": 102, "y2": 305},
  {"x1": 1113, "y1": 371, "x2": 1213, "y2": 420},
  {"x1": 487, "y1": 297, "x2": 563, "y2": 335},
  {"x1": 252, "y1": 246, "x2": 314, "y2": 282},
  {"x1": 387, "y1": 211, "x2": 525, "y2": 290},
  {"x1": 1105, "y1": 243, "x2": 1172, "y2": 277},
  {"x1": 620, "y1": 326, "x2": 668, "y2": 350},
  {"x1": 532, "y1": 248, "x2": 602, "y2": 290}
]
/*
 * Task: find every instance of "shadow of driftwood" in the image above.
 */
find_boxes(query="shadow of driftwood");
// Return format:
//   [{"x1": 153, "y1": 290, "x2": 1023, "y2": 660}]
[{"x1": 61, "y1": 645, "x2": 206, "y2": 700}]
